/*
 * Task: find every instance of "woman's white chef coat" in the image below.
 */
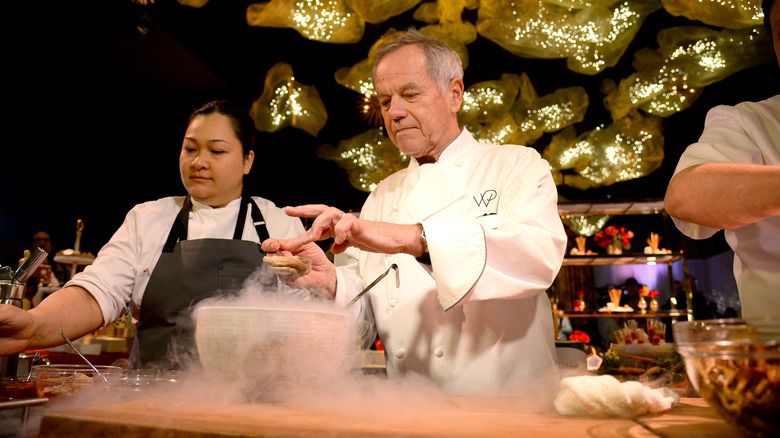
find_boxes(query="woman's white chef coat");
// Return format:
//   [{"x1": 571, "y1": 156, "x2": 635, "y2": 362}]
[{"x1": 66, "y1": 196, "x2": 305, "y2": 325}]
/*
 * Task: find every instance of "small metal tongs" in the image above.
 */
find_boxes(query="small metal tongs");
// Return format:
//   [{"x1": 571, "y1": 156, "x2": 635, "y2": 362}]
[
  {"x1": 59, "y1": 329, "x2": 110, "y2": 384},
  {"x1": 345, "y1": 263, "x2": 399, "y2": 308}
]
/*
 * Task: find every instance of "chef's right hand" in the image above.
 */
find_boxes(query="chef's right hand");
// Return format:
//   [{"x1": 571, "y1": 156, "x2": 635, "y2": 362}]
[
  {"x1": 0, "y1": 304, "x2": 36, "y2": 356},
  {"x1": 261, "y1": 238, "x2": 337, "y2": 300}
]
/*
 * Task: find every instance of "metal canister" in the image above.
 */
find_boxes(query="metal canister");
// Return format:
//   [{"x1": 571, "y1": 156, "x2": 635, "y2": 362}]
[{"x1": 0, "y1": 247, "x2": 48, "y2": 377}]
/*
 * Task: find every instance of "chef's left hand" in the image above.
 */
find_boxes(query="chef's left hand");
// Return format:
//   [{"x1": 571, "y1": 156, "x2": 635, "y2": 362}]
[
  {"x1": 261, "y1": 237, "x2": 337, "y2": 299},
  {"x1": 278, "y1": 204, "x2": 424, "y2": 256}
]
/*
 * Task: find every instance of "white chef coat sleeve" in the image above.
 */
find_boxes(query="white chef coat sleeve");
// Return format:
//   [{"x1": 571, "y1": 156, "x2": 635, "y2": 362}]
[
  {"x1": 65, "y1": 207, "x2": 143, "y2": 326},
  {"x1": 668, "y1": 101, "x2": 777, "y2": 240},
  {"x1": 425, "y1": 151, "x2": 567, "y2": 310},
  {"x1": 334, "y1": 247, "x2": 376, "y2": 349}
]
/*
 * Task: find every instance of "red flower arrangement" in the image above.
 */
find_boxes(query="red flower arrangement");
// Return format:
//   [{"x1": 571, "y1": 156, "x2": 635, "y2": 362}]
[
  {"x1": 648, "y1": 290, "x2": 659, "y2": 299},
  {"x1": 569, "y1": 330, "x2": 591, "y2": 343},
  {"x1": 593, "y1": 225, "x2": 634, "y2": 249}
]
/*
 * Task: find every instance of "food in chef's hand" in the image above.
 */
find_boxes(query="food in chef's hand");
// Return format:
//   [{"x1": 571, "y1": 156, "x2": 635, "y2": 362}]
[
  {"x1": 53, "y1": 248, "x2": 96, "y2": 264},
  {"x1": 262, "y1": 255, "x2": 312, "y2": 277},
  {"x1": 690, "y1": 349, "x2": 780, "y2": 435}
]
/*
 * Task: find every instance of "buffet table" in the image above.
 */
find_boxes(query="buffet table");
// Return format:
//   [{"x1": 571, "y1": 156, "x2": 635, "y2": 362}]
[{"x1": 37, "y1": 396, "x2": 739, "y2": 437}]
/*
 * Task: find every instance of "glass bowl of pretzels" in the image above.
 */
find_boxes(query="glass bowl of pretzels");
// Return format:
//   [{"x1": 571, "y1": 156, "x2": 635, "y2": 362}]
[{"x1": 674, "y1": 318, "x2": 780, "y2": 437}]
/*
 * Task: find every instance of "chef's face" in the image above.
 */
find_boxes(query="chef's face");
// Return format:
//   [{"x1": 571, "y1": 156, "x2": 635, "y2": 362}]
[
  {"x1": 374, "y1": 45, "x2": 463, "y2": 163},
  {"x1": 179, "y1": 113, "x2": 254, "y2": 208}
]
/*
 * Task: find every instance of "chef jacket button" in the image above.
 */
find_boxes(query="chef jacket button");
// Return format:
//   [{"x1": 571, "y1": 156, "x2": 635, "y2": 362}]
[
  {"x1": 395, "y1": 350, "x2": 406, "y2": 360},
  {"x1": 455, "y1": 161, "x2": 463, "y2": 167},
  {"x1": 393, "y1": 204, "x2": 398, "y2": 211},
  {"x1": 389, "y1": 299, "x2": 399, "y2": 308},
  {"x1": 434, "y1": 348, "x2": 444, "y2": 358}
]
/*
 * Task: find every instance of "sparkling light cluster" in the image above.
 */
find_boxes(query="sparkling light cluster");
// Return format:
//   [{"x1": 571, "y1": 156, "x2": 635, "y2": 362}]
[
  {"x1": 562, "y1": 214, "x2": 612, "y2": 237},
  {"x1": 249, "y1": 62, "x2": 328, "y2": 136},
  {"x1": 459, "y1": 72, "x2": 588, "y2": 146},
  {"x1": 544, "y1": 111, "x2": 665, "y2": 189},
  {"x1": 346, "y1": 0, "x2": 424, "y2": 24},
  {"x1": 247, "y1": 0, "x2": 364, "y2": 43},
  {"x1": 242, "y1": 0, "x2": 772, "y2": 191},
  {"x1": 602, "y1": 25, "x2": 773, "y2": 120},
  {"x1": 334, "y1": 28, "x2": 404, "y2": 99},
  {"x1": 660, "y1": 0, "x2": 764, "y2": 29},
  {"x1": 317, "y1": 128, "x2": 410, "y2": 192},
  {"x1": 476, "y1": 0, "x2": 662, "y2": 74}
]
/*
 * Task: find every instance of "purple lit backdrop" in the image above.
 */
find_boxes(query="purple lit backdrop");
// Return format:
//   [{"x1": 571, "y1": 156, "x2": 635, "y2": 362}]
[{"x1": 592, "y1": 250, "x2": 740, "y2": 315}]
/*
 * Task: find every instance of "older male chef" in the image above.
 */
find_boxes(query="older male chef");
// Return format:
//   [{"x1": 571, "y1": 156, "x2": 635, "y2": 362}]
[{"x1": 263, "y1": 29, "x2": 567, "y2": 395}]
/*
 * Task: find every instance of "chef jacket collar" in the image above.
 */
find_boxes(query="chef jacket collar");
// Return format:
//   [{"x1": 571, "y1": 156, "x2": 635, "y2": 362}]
[
  {"x1": 411, "y1": 127, "x2": 471, "y2": 168},
  {"x1": 189, "y1": 196, "x2": 242, "y2": 211}
]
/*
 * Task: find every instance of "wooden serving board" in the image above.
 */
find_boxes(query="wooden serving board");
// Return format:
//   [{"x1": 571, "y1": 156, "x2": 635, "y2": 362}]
[{"x1": 37, "y1": 397, "x2": 737, "y2": 438}]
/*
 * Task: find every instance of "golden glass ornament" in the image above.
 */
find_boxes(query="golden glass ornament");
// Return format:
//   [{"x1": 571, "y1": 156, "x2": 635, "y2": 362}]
[
  {"x1": 476, "y1": 0, "x2": 662, "y2": 75},
  {"x1": 176, "y1": 0, "x2": 207, "y2": 6},
  {"x1": 660, "y1": 0, "x2": 763, "y2": 29},
  {"x1": 413, "y1": 0, "x2": 480, "y2": 47},
  {"x1": 346, "y1": 0, "x2": 423, "y2": 24},
  {"x1": 603, "y1": 25, "x2": 773, "y2": 120},
  {"x1": 334, "y1": 29, "x2": 405, "y2": 97},
  {"x1": 459, "y1": 72, "x2": 588, "y2": 147},
  {"x1": 510, "y1": 73, "x2": 589, "y2": 145},
  {"x1": 458, "y1": 74, "x2": 522, "y2": 124},
  {"x1": 247, "y1": 0, "x2": 364, "y2": 43},
  {"x1": 317, "y1": 128, "x2": 410, "y2": 192},
  {"x1": 562, "y1": 215, "x2": 612, "y2": 237},
  {"x1": 465, "y1": 114, "x2": 521, "y2": 146},
  {"x1": 544, "y1": 110, "x2": 665, "y2": 190},
  {"x1": 249, "y1": 62, "x2": 328, "y2": 137}
]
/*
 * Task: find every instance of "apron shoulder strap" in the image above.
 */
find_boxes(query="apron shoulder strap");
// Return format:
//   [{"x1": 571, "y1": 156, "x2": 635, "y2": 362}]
[
  {"x1": 163, "y1": 196, "x2": 192, "y2": 253},
  {"x1": 241, "y1": 192, "x2": 270, "y2": 243}
]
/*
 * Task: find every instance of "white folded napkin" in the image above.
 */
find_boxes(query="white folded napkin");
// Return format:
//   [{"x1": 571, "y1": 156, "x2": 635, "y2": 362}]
[{"x1": 554, "y1": 375, "x2": 680, "y2": 418}]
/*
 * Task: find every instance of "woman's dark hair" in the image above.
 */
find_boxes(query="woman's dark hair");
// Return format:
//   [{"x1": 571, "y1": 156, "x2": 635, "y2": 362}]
[{"x1": 188, "y1": 100, "x2": 256, "y2": 157}]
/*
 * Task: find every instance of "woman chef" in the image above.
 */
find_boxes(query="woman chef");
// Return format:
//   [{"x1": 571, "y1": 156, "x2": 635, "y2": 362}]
[{"x1": 0, "y1": 100, "x2": 305, "y2": 368}]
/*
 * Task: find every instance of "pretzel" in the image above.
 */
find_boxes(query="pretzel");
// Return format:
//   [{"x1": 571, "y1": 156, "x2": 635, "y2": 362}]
[{"x1": 262, "y1": 255, "x2": 312, "y2": 277}]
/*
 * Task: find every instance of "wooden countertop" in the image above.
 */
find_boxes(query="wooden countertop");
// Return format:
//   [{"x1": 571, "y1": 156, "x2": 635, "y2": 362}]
[{"x1": 38, "y1": 396, "x2": 741, "y2": 437}]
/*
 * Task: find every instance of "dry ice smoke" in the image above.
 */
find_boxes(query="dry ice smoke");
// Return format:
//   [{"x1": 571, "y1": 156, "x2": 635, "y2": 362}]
[{"x1": 28, "y1": 264, "x2": 566, "y2": 434}]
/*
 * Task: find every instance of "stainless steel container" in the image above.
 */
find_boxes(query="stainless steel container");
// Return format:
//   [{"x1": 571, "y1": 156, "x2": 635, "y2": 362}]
[{"x1": 1, "y1": 247, "x2": 48, "y2": 377}]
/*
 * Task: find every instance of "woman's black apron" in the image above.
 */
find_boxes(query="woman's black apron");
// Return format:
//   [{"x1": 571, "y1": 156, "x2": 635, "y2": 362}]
[{"x1": 130, "y1": 193, "x2": 270, "y2": 369}]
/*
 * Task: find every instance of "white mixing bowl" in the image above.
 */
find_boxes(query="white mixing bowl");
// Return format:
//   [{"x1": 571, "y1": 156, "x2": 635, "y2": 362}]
[{"x1": 195, "y1": 306, "x2": 352, "y2": 387}]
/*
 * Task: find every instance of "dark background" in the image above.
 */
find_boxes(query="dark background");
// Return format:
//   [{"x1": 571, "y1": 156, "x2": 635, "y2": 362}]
[{"x1": 2, "y1": 0, "x2": 778, "y2": 265}]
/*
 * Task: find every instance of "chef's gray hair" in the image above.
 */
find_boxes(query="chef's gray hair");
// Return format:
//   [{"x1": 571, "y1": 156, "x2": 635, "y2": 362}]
[{"x1": 372, "y1": 29, "x2": 464, "y2": 96}]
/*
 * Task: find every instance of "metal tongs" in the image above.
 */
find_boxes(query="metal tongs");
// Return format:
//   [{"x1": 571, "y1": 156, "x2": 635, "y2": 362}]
[
  {"x1": 345, "y1": 263, "x2": 399, "y2": 308},
  {"x1": 59, "y1": 329, "x2": 110, "y2": 384}
]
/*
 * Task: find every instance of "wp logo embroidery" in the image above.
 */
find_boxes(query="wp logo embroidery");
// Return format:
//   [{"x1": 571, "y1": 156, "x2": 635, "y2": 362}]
[{"x1": 474, "y1": 190, "x2": 497, "y2": 207}]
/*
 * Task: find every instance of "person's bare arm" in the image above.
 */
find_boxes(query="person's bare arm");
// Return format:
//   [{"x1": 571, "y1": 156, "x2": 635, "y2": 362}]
[
  {"x1": 665, "y1": 163, "x2": 780, "y2": 229},
  {"x1": 0, "y1": 286, "x2": 104, "y2": 356}
]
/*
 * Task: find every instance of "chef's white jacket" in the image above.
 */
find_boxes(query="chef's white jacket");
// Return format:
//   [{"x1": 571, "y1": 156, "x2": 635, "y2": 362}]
[
  {"x1": 334, "y1": 129, "x2": 567, "y2": 394},
  {"x1": 66, "y1": 196, "x2": 305, "y2": 325},
  {"x1": 670, "y1": 95, "x2": 780, "y2": 318}
]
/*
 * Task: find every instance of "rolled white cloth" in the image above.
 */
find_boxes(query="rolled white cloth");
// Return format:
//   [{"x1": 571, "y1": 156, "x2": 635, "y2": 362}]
[{"x1": 554, "y1": 375, "x2": 680, "y2": 418}]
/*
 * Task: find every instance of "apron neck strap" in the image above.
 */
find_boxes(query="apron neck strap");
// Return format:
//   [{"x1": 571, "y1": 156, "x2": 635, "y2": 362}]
[
  {"x1": 163, "y1": 195, "x2": 192, "y2": 253},
  {"x1": 163, "y1": 193, "x2": 269, "y2": 253},
  {"x1": 242, "y1": 192, "x2": 271, "y2": 243}
]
